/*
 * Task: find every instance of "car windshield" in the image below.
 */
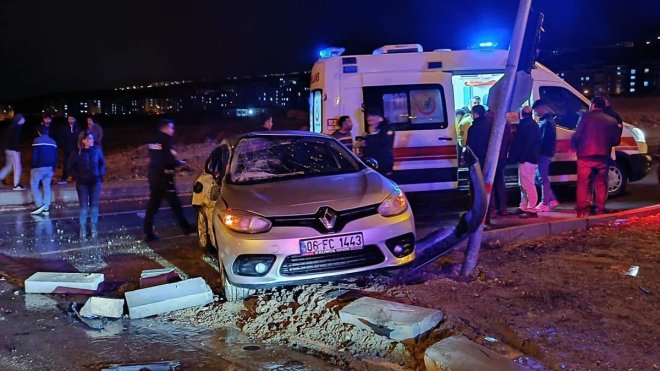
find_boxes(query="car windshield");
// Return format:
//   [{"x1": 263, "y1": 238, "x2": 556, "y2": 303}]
[{"x1": 229, "y1": 135, "x2": 363, "y2": 184}]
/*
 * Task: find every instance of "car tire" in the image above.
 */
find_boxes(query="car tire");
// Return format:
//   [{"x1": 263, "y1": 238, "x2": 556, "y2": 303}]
[
  {"x1": 219, "y1": 263, "x2": 255, "y2": 302},
  {"x1": 197, "y1": 210, "x2": 213, "y2": 251},
  {"x1": 608, "y1": 161, "x2": 627, "y2": 198}
]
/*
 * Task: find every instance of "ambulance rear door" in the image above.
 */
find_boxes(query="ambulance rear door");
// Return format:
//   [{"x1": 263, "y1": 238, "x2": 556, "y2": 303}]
[{"x1": 361, "y1": 71, "x2": 457, "y2": 192}]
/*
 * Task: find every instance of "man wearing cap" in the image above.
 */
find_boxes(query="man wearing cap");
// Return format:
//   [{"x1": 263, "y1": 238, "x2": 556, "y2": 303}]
[
  {"x1": 30, "y1": 125, "x2": 58, "y2": 215},
  {"x1": 0, "y1": 113, "x2": 26, "y2": 190}
]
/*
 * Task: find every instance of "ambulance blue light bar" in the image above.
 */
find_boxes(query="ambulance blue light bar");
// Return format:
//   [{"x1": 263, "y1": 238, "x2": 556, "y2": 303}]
[
  {"x1": 478, "y1": 41, "x2": 497, "y2": 48},
  {"x1": 319, "y1": 47, "x2": 346, "y2": 58}
]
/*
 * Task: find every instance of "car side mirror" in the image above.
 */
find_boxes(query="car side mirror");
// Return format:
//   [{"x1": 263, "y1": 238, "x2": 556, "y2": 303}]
[{"x1": 364, "y1": 157, "x2": 379, "y2": 170}]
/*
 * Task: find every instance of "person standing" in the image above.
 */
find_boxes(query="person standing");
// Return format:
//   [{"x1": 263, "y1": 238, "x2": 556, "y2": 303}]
[
  {"x1": 532, "y1": 100, "x2": 559, "y2": 212},
  {"x1": 492, "y1": 118, "x2": 513, "y2": 216},
  {"x1": 40, "y1": 114, "x2": 52, "y2": 128},
  {"x1": 253, "y1": 112, "x2": 273, "y2": 131},
  {"x1": 331, "y1": 116, "x2": 354, "y2": 149},
  {"x1": 508, "y1": 106, "x2": 541, "y2": 218},
  {"x1": 466, "y1": 105, "x2": 491, "y2": 167},
  {"x1": 571, "y1": 97, "x2": 621, "y2": 218},
  {"x1": 30, "y1": 126, "x2": 58, "y2": 215},
  {"x1": 363, "y1": 108, "x2": 395, "y2": 177},
  {"x1": 86, "y1": 115, "x2": 104, "y2": 147},
  {"x1": 0, "y1": 113, "x2": 26, "y2": 190},
  {"x1": 57, "y1": 115, "x2": 82, "y2": 184},
  {"x1": 143, "y1": 119, "x2": 194, "y2": 242},
  {"x1": 68, "y1": 130, "x2": 106, "y2": 239}
]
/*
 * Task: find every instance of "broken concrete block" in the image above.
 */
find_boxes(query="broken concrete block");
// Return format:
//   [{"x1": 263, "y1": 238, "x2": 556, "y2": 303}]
[
  {"x1": 339, "y1": 297, "x2": 443, "y2": 341},
  {"x1": 80, "y1": 297, "x2": 125, "y2": 319},
  {"x1": 139, "y1": 268, "x2": 181, "y2": 288},
  {"x1": 425, "y1": 335, "x2": 525, "y2": 371},
  {"x1": 24, "y1": 272, "x2": 104, "y2": 294},
  {"x1": 125, "y1": 277, "x2": 213, "y2": 319},
  {"x1": 102, "y1": 360, "x2": 180, "y2": 371}
]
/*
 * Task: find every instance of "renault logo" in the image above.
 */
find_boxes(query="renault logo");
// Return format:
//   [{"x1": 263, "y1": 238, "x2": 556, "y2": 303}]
[{"x1": 318, "y1": 207, "x2": 337, "y2": 230}]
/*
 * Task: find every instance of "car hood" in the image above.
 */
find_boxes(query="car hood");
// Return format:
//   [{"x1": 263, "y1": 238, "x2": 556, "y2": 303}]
[{"x1": 221, "y1": 169, "x2": 393, "y2": 216}]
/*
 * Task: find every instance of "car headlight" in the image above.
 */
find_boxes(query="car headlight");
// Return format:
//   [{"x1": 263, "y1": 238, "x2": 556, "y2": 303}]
[
  {"x1": 377, "y1": 187, "x2": 408, "y2": 217},
  {"x1": 219, "y1": 209, "x2": 272, "y2": 234},
  {"x1": 631, "y1": 127, "x2": 646, "y2": 143}
]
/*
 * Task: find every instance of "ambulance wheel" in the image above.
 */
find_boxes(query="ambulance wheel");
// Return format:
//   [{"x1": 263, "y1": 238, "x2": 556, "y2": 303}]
[{"x1": 608, "y1": 161, "x2": 627, "y2": 198}]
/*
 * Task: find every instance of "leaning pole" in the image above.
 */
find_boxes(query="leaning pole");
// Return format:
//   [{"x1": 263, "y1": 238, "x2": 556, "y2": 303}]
[{"x1": 461, "y1": 0, "x2": 533, "y2": 278}]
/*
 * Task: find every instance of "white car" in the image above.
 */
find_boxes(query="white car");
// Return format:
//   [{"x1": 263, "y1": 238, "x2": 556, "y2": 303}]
[{"x1": 193, "y1": 131, "x2": 415, "y2": 300}]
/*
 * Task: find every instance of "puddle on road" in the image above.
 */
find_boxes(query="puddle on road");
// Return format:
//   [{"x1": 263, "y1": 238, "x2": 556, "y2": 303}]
[{"x1": 0, "y1": 283, "x2": 336, "y2": 370}]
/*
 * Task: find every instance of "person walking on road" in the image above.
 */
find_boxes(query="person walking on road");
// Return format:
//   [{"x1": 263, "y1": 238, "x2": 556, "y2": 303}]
[
  {"x1": 68, "y1": 130, "x2": 106, "y2": 239},
  {"x1": 143, "y1": 119, "x2": 194, "y2": 242},
  {"x1": 0, "y1": 113, "x2": 27, "y2": 190},
  {"x1": 509, "y1": 106, "x2": 541, "y2": 218},
  {"x1": 532, "y1": 100, "x2": 559, "y2": 212},
  {"x1": 30, "y1": 126, "x2": 58, "y2": 215},
  {"x1": 57, "y1": 115, "x2": 82, "y2": 184},
  {"x1": 571, "y1": 97, "x2": 621, "y2": 218}
]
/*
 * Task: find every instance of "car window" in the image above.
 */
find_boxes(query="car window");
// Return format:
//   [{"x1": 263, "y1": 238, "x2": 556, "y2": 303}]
[
  {"x1": 229, "y1": 136, "x2": 363, "y2": 184},
  {"x1": 539, "y1": 86, "x2": 588, "y2": 130}
]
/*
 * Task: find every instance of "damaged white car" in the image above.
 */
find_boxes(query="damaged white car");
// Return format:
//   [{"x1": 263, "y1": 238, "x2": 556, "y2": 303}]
[{"x1": 193, "y1": 131, "x2": 415, "y2": 301}]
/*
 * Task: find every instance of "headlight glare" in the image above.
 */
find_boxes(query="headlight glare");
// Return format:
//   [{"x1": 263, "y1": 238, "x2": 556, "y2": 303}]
[
  {"x1": 377, "y1": 187, "x2": 408, "y2": 217},
  {"x1": 219, "y1": 209, "x2": 272, "y2": 233}
]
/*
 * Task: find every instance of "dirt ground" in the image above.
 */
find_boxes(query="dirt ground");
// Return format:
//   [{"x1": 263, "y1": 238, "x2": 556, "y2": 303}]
[{"x1": 157, "y1": 213, "x2": 660, "y2": 370}]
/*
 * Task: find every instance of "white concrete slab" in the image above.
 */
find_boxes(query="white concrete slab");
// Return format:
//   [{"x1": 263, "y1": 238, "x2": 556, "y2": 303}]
[
  {"x1": 339, "y1": 297, "x2": 443, "y2": 341},
  {"x1": 425, "y1": 335, "x2": 525, "y2": 371},
  {"x1": 124, "y1": 277, "x2": 214, "y2": 319},
  {"x1": 24, "y1": 272, "x2": 104, "y2": 294},
  {"x1": 80, "y1": 297, "x2": 125, "y2": 319}
]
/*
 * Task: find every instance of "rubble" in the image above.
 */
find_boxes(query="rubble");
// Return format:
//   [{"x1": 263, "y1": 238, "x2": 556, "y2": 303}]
[
  {"x1": 24, "y1": 272, "x2": 104, "y2": 294},
  {"x1": 80, "y1": 297, "x2": 125, "y2": 319},
  {"x1": 425, "y1": 335, "x2": 526, "y2": 371}
]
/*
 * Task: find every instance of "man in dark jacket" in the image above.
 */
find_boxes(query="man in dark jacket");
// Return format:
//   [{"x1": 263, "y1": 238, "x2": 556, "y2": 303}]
[
  {"x1": 466, "y1": 105, "x2": 491, "y2": 167},
  {"x1": 363, "y1": 108, "x2": 395, "y2": 177},
  {"x1": 509, "y1": 106, "x2": 541, "y2": 218},
  {"x1": 571, "y1": 97, "x2": 621, "y2": 218},
  {"x1": 144, "y1": 119, "x2": 194, "y2": 241},
  {"x1": 492, "y1": 118, "x2": 512, "y2": 217},
  {"x1": 0, "y1": 113, "x2": 26, "y2": 190},
  {"x1": 30, "y1": 126, "x2": 58, "y2": 215},
  {"x1": 57, "y1": 115, "x2": 81, "y2": 184},
  {"x1": 532, "y1": 100, "x2": 559, "y2": 212}
]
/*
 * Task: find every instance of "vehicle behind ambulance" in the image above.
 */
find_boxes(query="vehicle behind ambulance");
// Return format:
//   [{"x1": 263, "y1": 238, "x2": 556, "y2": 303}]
[{"x1": 310, "y1": 44, "x2": 652, "y2": 196}]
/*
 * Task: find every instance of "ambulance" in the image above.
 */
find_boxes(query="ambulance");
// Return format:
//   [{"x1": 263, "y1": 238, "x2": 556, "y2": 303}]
[{"x1": 309, "y1": 44, "x2": 652, "y2": 196}]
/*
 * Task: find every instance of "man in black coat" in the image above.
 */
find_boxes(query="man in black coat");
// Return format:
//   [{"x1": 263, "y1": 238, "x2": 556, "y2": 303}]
[
  {"x1": 532, "y1": 100, "x2": 559, "y2": 212},
  {"x1": 509, "y1": 106, "x2": 541, "y2": 218},
  {"x1": 57, "y1": 115, "x2": 82, "y2": 184},
  {"x1": 363, "y1": 108, "x2": 395, "y2": 177},
  {"x1": 0, "y1": 113, "x2": 26, "y2": 190},
  {"x1": 143, "y1": 119, "x2": 194, "y2": 241}
]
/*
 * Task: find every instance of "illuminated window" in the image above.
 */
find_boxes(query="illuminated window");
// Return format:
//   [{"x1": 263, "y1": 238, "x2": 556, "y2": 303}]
[
  {"x1": 630, "y1": 82, "x2": 635, "y2": 86},
  {"x1": 630, "y1": 88, "x2": 635, "y2": 93},
  {"x1": 617, "y1": 72, "x2": 621, "y2": 76},
  {"x1": 585, "y1": 76, "x2": 590, "y2": 81},
  {"x1": 631, "y1": 75, "x2": 636, "y2": 80},
  {"x1": 630, "y1": 69, "x2": 636, "y2": 74},
  {"x1": 644, "y1": 68, "x2": 650, "y2": 73},
  {"x1": 644, "y1": 81, "x2": 649, "y2": 87}
]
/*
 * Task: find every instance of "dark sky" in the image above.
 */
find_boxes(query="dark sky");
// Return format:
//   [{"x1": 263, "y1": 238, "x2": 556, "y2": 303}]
[{"x1": 0, "y1": 0, "x2": 658, "y2": 101}]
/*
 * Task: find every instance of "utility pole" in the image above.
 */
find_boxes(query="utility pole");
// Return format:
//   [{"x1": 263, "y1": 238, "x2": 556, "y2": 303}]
[{"x1": 461, "y1": 0, "x2": 533, "y2": 278}]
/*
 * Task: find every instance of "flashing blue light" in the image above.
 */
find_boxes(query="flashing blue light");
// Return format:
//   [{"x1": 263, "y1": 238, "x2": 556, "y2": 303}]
[
  {"x1": 478, "y1": 41, "x2": 497, "y2": 48},
  {"x1": 319, "y1": 47, "x2": 345, "y2": 58}
]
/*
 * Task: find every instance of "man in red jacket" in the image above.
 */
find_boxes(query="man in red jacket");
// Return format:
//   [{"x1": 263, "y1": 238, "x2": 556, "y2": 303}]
[{"x1": 571, "y1": 97, "x2": 621, "y2": 218}]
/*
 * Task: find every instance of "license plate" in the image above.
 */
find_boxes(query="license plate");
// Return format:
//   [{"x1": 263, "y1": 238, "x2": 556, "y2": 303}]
[{"x1": 299, "y1": 232, "x2": 364, "y2": 256}]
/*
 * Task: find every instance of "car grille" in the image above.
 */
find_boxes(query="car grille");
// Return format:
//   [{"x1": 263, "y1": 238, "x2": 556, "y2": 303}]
[
  {"x1": 279, "y1": 245, "x2": 385, "y2": 276},
  {"x1": 269, "y1": 204, "x2": 379, "y2": 234}
]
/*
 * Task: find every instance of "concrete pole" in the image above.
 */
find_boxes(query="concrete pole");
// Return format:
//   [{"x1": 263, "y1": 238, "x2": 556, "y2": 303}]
[{"x1": 461, "y1": 0, "x2": 533, "y2": 278}]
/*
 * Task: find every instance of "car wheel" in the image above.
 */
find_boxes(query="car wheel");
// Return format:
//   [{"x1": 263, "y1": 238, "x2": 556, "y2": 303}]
[
  {"x1": 608, "y1": 161, "x2": 627, "y2": 198},
  {"x1": 197, "y1": 210, "x2": 212, "y2": 250},
  {"x1": 219, "y1": 263, "x2": 255, "y2": 302}
]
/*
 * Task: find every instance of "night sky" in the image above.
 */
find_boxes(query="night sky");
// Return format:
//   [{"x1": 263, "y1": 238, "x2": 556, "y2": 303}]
[{"x1": 0, "y1": 0, "x2": 658, "y2": 101}]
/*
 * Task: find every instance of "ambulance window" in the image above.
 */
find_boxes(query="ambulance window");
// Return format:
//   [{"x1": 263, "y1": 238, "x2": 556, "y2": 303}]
[
  {"x1": 363, "y1": 84, "x2": 447, "y2": 130},
  {"x1": 539, "y1": 86, "x2": 588, "y2": 130}
]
